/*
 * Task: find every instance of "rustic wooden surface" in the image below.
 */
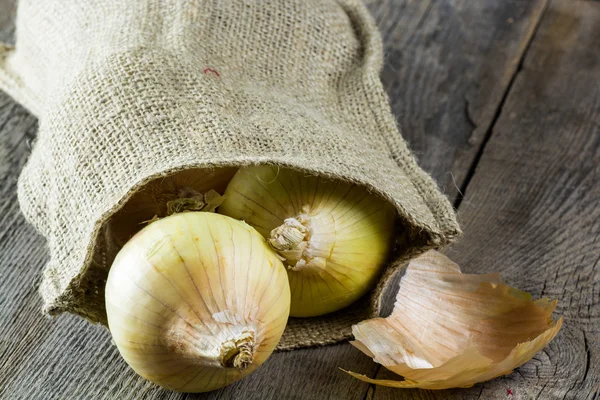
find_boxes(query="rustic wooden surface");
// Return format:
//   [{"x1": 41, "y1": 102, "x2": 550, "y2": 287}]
[
  {"x1": 371, "y1": 1, "x2": 600, "y2": 399},
  {"x1": 0, "y1": 0, "x2": 598, "y2": 399}
]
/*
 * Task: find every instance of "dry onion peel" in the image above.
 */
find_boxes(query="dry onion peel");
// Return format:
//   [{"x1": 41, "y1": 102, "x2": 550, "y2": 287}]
[
  {"x1": 342, "y1": 250, "x2": 562, "y2": 389},
  {"x1": 107, "y1": 167, "x2": 237, "y2": 251}
]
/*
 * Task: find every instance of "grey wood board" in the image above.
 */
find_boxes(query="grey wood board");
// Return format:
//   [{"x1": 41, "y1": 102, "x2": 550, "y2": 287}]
[
  {"x1": 370, "y1": 0, "x2": 548, "y2": 321},
  {"x1": 0, "y1": 0, "x2": 15, "y2": 43},
  {"x1": 364, "y1": 0, "x2": 548, "y2": 203},
  {"x1": 371, "y1": 0, "x2": 600, "y2": 399},
  {"x1": 0, "y1": 0, "x2": 589, "y2": 399}
]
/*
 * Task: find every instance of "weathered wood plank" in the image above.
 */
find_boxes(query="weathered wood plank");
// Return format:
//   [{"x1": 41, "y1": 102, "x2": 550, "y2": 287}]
[
  {"x1": 372, "y1": 0, "x2": 600, "y2": 399},
  {"x1": 0, "y1": 1, "x2": 570, "y2": 399},
  {"x1": 365, "y1": 0, "x2": 548, "y2": 203},
  {"x1": 370, "y1": 0, "x2": 549, "y2": 324},
  {"x1": 0, "y1": 0, "x2": 15, "y2": 43}
]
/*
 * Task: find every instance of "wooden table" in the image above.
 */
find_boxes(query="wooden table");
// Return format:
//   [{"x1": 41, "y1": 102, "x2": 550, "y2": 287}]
[{"x1": 1, "y1": 1, "x2": 598, "y2": 399}]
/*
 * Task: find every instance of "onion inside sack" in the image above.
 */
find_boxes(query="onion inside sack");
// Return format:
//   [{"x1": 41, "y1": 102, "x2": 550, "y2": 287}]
[
  {"x1": 105, "y1": 212, "x2": 291, "y2": 392},
  {"x1": 106, "y1": 167, "x2": 238, "y2": 253},
  {"x1": 219, "y1": 166, "x2": 397, "y2": 317}
]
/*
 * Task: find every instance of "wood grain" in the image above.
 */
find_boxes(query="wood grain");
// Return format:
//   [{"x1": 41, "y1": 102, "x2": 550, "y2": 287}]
[
  {"x1": 1, "y1": 0, "x2": 596, "y2": 399},
  {"x1": 370, "y1": 0, "x2": 549, "y2": 320},
  {"x1": 0, "y1": 0, "x2": 16, "y2": 43},
  {"x1": 365, "y1": 0, "x2": 548, "y2": 203},
  {"x1": 371, "y1": 0, "x2": 600, "y2": 399}
]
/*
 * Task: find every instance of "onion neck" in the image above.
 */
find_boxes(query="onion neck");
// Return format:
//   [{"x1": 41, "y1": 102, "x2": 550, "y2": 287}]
[
  {"x1": 269, "y1": 215, "x2": 321, "y2": 272},
  {"x1": 220, "y1": 331, "x2": 255, "y2": 370},
  {"x1": 269, "y1": 217, "x2": 308, "y2": 250},
  {"x1": 165, "y1": 189, "x2": 224, "y2": 215},
  {"x1": 167, "y1": 322, "x2": 256, "y2": 370}
]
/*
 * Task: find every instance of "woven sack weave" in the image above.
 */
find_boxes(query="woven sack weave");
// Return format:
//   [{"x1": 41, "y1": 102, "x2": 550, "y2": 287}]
[{"x1": 0, "y1": 0, "x2": 460, "y2": 350}]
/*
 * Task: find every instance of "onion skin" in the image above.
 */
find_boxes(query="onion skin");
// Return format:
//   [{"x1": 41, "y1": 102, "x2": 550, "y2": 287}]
[
  {"x1": 106, "y1": 167, "x2": 237, "y2": 252},
  {"x1": 219, "y1": 166, "x2": 397, "y2": 317},
  {"x1": 106, "y1": 212, "x2": 290, "y2": 392},
  {"x1": 344, "y1": 250, "x2": 563, "y2": 390}
]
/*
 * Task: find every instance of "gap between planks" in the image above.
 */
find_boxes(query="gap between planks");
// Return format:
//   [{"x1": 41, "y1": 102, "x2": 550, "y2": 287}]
[{"x1": 454, "y1": 3, "x2": 550, "y2": 210}]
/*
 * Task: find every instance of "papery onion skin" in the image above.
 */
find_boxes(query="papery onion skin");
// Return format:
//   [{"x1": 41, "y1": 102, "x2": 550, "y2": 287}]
[
  {"x1": 106, "y1": 212, "x2": 290, "y2": 393},
  {"x1": 107, "y1": 167, "x2": 237, "y2": 252},
  {"x1": 218, "y1": 166, "x2": 397, "y2": 317},
  {"x1": 344, "y1": 250, "x2": 563, "y2": 390}
]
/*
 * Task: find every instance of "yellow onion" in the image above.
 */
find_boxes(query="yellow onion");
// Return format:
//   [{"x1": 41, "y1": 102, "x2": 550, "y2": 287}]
[
  {"x1": 106, "y1": 167, "x2": 237, "y2": 252},
  {"x1": 105, "y1": 212, "x2": 291, "y2": 392},
  {"x1": 219, "y1": 166, "x2": 396, "y2": 317},
  {"x1": 343, "y1": 250, "x2": 563, "y2": 389}
]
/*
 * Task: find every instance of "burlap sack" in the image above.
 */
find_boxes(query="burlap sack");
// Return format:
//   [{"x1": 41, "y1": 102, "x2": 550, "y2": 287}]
[{"x1": 0, "y1": 0, "x2": 460, "y2": 350}]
